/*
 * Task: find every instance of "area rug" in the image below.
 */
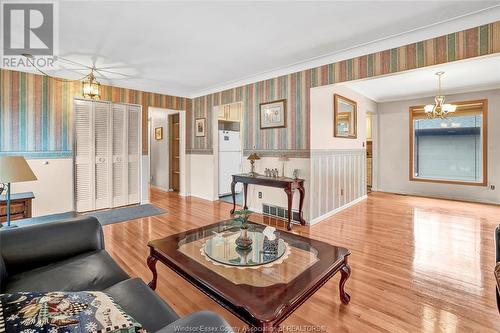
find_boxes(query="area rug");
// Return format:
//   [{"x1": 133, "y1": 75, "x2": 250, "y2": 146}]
[
  {"x1": 4, "y1": 204, "x2": 165, "y2": 229},
  {"x1": 219, "y1": 192, "x2": 243, "y2": 205},
  {"x1": 85, "y1": 204, "x2": 166, "y2": 225}
]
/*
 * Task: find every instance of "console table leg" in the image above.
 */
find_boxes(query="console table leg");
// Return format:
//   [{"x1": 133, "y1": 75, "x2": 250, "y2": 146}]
[
  {"x1": 243, "y1": 183, "x2": 248, "y2": 210},
  {"x1": 339, "y1": 262, "x2": 351, "y2": 304},
  {"x1": 147, "y1": 255, "x2": 158, "y2": 290},
  {"x1": 298, "y1": 185, "x2": 306, "y2": 225},
  {"x1": 230, "y1": 180, "x2": 237, "y2": 214},
  {"x1": 285, "y1": 187, "x2": 294, "y2": 231}
]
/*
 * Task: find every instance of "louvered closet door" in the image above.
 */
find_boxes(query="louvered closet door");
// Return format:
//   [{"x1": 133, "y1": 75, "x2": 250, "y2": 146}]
[
  {"x1": 127, "y1": 105, "x2": 141, "y2": 204},
  {"x1": 112, "y1": 104, "x2": 128, "y2": 207},
  {"x1": 93, "y1": 101, "x2": 112, "y2": 210},
  {"x1": 74, "y1": 99, "x2": 94, "y2": 212}
]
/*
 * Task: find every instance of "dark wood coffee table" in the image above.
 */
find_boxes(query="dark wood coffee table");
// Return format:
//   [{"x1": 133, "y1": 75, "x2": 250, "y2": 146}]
[{"x1": 147, "y1": 220, "x2": 351, "y2": 332}]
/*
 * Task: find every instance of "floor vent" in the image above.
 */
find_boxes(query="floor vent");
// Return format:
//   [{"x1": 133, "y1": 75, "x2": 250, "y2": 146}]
[{"x1": 262, "y1": 203, "x2": 301, "y2": 223}]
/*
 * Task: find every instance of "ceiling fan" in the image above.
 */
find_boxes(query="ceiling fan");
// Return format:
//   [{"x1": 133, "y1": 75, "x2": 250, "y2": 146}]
[{"x1": 22, "y1": 53, "x2": 134, "y2": 99}]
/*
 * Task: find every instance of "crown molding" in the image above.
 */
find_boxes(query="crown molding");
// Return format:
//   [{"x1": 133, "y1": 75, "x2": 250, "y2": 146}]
[{"x1": 189, "y1": 5, "x2": 500, "y2": 99}]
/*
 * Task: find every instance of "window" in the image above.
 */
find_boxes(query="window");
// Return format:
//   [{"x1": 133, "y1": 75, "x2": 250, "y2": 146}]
[{"x1": 409, "y1": 100, "x2": 487, "y2": 186}]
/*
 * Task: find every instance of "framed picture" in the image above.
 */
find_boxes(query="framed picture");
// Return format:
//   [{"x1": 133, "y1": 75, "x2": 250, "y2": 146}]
[
  {"x1": 155, "y1": 127, "x2": 163, "y2": 140},
  {"x1": 333, "y1": 94, "x2": 357, "y2": 138},
  {"x1": 260, "y1": 99, "x2": 286, "y2": 129},
  {"x1": 195, "y1": 118, "x2": 206, "y2": 137}
]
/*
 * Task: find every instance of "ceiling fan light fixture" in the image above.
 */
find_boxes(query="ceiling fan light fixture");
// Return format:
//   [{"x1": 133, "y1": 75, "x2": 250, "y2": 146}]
[{"x1": 82, "y1": 70, "x2": 101, "y2": 100}]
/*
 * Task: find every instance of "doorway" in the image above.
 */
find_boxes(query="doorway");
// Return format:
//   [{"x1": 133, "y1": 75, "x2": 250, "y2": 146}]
[
  {"x1": 148, "y1": 107, "x2": 187, "y2": 196},
  {"x1": 169, "y1": 113, "x2": 180, "y2": 191},
  {"x1": 366, "y1": 111, "x2": 377, "y2": 192}
]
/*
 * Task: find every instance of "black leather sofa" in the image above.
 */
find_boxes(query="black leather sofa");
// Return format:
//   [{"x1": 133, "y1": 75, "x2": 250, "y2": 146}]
[
  {"x1": 0, "y1": 216, "x2": 234, "y2": 333},
  {"x1": 495, "y1": 225, "x2": 500, "y2": 313}
]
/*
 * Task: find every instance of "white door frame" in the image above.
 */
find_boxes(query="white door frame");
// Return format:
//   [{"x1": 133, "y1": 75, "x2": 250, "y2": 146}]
[
  {"x1": 147, "y1": 107, "x2": 187, "y2": 197},
  {"x1": 367, "y1": 111, "x2": 378, "y2": 191},
  {"x1": 212, "y1": 102, "x2": 244, "y2": 201}
]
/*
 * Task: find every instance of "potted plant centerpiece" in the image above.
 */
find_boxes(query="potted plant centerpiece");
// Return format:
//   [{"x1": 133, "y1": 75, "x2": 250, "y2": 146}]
[{"x1": 233, "y1": 209, "x2": 253, "y2": 250}]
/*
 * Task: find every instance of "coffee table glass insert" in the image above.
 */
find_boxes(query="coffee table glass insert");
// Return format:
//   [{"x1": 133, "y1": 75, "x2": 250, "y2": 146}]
[
  {"x1": 202, "y1": 226, "x2": 287, "y2": 267},
  {"x1": 176, "y1": 221, "x2": 319, "y2": 287}
]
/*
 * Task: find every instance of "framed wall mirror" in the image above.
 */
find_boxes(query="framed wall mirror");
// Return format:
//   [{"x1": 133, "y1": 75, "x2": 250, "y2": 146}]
[{"x1": 334, "y1": 94, "x2": 357, "y2": 138}]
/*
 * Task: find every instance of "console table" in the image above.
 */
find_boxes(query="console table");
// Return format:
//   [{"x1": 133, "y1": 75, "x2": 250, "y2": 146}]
[
  {"x1": 0, "y1": 192, "x2": 34, "y2": 222},
  {"x1": 230, "y1": 174, "x2": 305, "y2": 230}
]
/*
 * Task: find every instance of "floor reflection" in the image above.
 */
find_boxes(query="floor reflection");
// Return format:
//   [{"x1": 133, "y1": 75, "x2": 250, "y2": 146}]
[{"x1": 412, "y1": 208, "x2": 482, "y2": 294}]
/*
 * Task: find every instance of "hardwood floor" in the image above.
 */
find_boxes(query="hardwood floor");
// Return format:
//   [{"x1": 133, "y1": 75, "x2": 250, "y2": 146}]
[{"x1": 103, "y1": 189, "x2": 500, "y2": 332}]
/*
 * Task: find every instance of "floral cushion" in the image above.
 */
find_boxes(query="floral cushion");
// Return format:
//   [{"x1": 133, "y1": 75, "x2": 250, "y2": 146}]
[{"x1": 0, "y1": 291, "x2": 145, "y2": 333}]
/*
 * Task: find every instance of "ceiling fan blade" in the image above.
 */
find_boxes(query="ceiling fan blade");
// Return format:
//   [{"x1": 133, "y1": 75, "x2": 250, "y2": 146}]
[
  {"x1": 94, "y1": 68, "x2": 135, "y2": 78},
  {"x1": 91, "y1": 65, "x2": 133, "y2": 70},
  {"x1": 56, "y1": 56, "x2": 94, "y2": 70}
]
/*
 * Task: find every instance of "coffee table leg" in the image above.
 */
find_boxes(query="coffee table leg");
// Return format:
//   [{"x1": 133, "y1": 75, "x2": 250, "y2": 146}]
[
  {"x1": 251, "y1": 322, "x2": 276, "y2": 333},
  {"x1": 147, "y1": 255, "x2": 158, "y2": 290},
  {"x1": 339, "y1": 261, "x2": 351, "y2": 305}
]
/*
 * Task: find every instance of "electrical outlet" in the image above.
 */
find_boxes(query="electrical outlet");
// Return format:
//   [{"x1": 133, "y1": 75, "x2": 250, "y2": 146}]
[
  {"x1": 341, "y1": 189, "x2": 344, "y2": 196},
  {"x1": 258, "y1": 192, "x2": 262, "y2": 199},
  {"x1": 491, "y1": 185, "x2": 496, "y2": 190}
]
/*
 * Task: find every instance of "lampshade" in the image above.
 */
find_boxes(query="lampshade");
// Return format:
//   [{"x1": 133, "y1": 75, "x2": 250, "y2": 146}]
[
  {"x1": 0, "y1": 156, "x2": 37, "y2": 183},
  {"x1": 247, "y1": 153, "x2": 260, "y2": 161}
]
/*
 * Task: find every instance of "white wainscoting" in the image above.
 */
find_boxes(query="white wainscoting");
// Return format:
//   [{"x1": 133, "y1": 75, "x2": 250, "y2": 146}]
[{"x1": 309, "y1": 149, "x2": 366, "y2": 223}]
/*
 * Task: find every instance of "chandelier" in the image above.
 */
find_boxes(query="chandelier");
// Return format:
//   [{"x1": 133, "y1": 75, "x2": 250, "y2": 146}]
[
  {"x1": 424, "y1": 71, "x2": 456, "y2": 119},
  {"x1": 82, "y1": 69, "x2": 101, "y2": 99}
]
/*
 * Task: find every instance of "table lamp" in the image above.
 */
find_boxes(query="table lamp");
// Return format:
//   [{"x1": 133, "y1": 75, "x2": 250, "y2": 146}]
[
  {"x1": 0, "y1": 156, "x2": 37, "y2": 228},
  {"x1": 247, "y1": 153, "x2": 260, "y2": 177}
]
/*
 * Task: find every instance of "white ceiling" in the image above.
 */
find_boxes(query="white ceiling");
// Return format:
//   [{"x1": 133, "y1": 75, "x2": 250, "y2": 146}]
[
  {"x1": 343, "y1": 55, "x2": 500, "y2": 102},
  {"x1": 4, "y1": 1, "x2": 500, "y2": 97}
]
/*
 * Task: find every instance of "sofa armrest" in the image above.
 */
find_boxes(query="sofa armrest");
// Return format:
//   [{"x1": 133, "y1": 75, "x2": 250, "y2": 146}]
[
  {"x1": 0, "y1": 216, "x2": 104, "y2": 275},
  {"x1": 155, "y1": 311, "x2": 234, "y2": 333}
]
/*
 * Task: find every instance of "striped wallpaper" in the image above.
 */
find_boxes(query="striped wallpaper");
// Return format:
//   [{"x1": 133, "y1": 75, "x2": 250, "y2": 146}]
[
  {"x1": 188, "y1": 21, "x2": 500, "y2": 155},
  {"x1": 1, "y1": 22, "x2": 499, "y2": 157},
  {"x1": 0, "y1": 70, "x2": 189, "y2": 156}
]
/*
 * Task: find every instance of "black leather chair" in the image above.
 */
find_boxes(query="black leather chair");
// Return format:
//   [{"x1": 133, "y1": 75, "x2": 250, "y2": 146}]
[{"x1": 0, "y1": 216, "x2": 233, "y2": 333}]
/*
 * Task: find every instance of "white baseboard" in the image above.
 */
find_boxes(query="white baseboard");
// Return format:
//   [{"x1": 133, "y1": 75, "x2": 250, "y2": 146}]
[
  {"x1": 376, "y1": 188, "x2": 498, "y2": 205},
  {"x1": 189, "y1": 193, "x2": 217, "y2": 202},
  {"x1": 309, "y1": 195, "x2": 368, "y2": 225}
]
